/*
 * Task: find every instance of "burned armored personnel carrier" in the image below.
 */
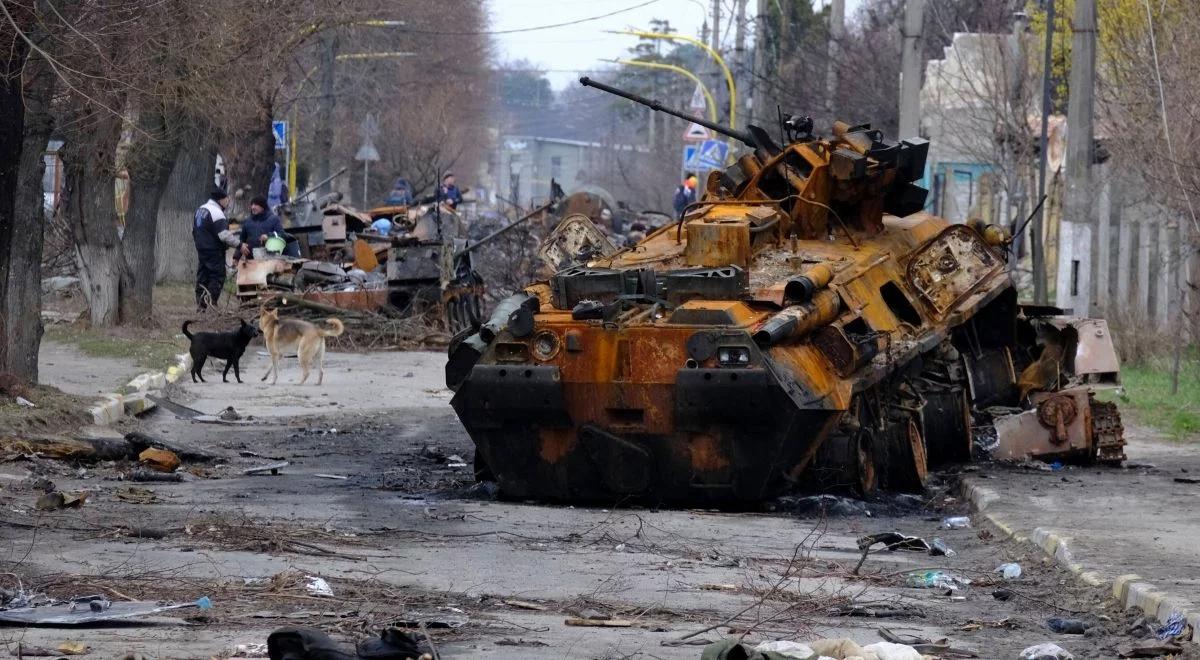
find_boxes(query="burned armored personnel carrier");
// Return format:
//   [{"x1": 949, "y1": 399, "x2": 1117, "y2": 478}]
[{"x1": 446, "y1": 78, "x2": 1125, "y2": 503}]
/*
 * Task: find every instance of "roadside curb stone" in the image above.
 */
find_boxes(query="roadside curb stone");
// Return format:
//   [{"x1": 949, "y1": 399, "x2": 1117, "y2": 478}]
[
  {"x1": 84, "y1": 352, "x2": 191, "y2": 427},
  {"x1": 963, "y1": 477, "x2": 1195, "y2": 637}
]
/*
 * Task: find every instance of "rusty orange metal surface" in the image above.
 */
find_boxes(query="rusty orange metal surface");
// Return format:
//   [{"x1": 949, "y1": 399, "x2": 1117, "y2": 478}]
[
  {"x1": 448, "y1": 105, "x2": 1125, "y2": 503},
  {"x1": 296, "y1": 288, "x2": 389, "y2": 312}
]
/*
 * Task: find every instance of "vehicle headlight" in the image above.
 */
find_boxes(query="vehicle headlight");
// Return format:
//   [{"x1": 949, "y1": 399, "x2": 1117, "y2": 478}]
[
  {"x1": 532, "y1": 331, "x2": 560, "y2": 361},
  {"x1": 717, "y1": 346, "x2": 751, "y2": 366}
]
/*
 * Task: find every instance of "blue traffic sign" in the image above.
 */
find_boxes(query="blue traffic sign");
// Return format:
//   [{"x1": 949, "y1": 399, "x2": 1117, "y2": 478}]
[
  {"x1": 692, "y1": 139, "x2": 728, "y2": 170},
  {"x1": 272, "y1": 121, "x2": 288, "y2": 150},
  {"x1": 681, "y1": 145, "x2": 698, "y2": 174}
]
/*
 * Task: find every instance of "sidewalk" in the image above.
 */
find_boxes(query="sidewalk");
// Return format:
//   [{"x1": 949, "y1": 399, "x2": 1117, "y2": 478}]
[
  {"x1": 38, "y1": 340, "x2": 142, "y2": 397},
  {"x1": 159, "y1": 348, "x2": 450, "y2": 419},
  {"x1": 965, "y1": 424, "x2": 1200, "y2": 627}
]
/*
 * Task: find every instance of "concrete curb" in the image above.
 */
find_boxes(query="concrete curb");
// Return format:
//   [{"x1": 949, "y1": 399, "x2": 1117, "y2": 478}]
[
  {"x1": 963, "y1": 479, "x2": 1195, "y2": 634},
  {"x1": 85, "y1": 352, "x2": 192, "y2": 426}
]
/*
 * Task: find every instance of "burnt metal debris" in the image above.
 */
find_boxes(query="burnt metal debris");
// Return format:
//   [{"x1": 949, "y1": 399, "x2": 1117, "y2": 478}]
[
  {"x1": 236, "y1": 199, "x2": 485, "y2": 333},
  {"x1": 445, "y1": 78, "x2": 1126, "y2": 503}
]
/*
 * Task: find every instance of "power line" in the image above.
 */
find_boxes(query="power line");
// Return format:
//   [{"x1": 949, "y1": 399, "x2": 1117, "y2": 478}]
[{"x1": 396, "y1": 0, "x2": 662, "y2": 35}]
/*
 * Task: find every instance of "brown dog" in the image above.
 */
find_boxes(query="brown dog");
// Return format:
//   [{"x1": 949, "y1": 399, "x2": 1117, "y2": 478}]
[{"x1": 258, "y1": 308, "x2": 344, "y2": 385}]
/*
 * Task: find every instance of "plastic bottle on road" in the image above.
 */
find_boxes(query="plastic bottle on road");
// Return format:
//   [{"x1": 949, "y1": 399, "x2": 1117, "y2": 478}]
[
  {"x1": 1020, "y1": 643, "x2": 1073, "y2": 660},
  {"x1": 996, "y1": 562, "x2": 1022, "y2": 579},
  {"x1": 904, "y1": 570, "x2": 969, "y2": 591},
  {"x1": 941, "y1": 516, "x2": 970, "y2": 529},
  {"x1": 930, "y1": 538, "x2": 957, "y2": 557}
]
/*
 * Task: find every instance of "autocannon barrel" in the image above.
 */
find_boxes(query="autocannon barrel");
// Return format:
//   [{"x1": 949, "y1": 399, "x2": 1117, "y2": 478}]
[
  {"x1": 752, "y1": 289, "x2": 841, "y2": 346},
  {"x1": 454, "y1": 198, "x2": 558, "y2": 259},
  {"x1": 579, "y1": 76, "x2": 757, "y2": 148},
  {"x1": 480, "y1": 293, "x2": 540, "y2": 343},
  {"x1": 783, "y1": 263, "x2": 835, "y2": 304}
]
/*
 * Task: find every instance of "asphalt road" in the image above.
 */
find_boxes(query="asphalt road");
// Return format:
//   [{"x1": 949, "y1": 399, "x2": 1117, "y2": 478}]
[{"x1": 4, "y1": 348, "x2": 1189, "y2": 658}]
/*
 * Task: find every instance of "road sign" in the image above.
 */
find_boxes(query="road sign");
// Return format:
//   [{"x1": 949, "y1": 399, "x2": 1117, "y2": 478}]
[
  {"x1": 683, "y1": 122, "x2": 711, "y2": 142},
  {"x1": 355, "y1": 113, "x2": 380, "y2": 162},
  {"x1": 692, "y1": 139, "x2": 729, "y2": 170},
  {"x1": 355, "y1": 143, "x2": 380, "y2": 161},
  {"x1": 271, "y1": 121, "x2": 287, "y2": 150},
  {"x1": 681, "y1": 145, "x2": 698, "y2": 173},
  {"x1": 689, "y1": 84, "x2": 706, "y2": 111}
]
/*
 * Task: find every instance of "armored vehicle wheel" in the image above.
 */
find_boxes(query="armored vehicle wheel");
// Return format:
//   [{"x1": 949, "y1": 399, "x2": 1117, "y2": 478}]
[
  {"x1": 921, "y1": 387, "x2": 972, "y2": 466},
  {"x1": 444, "y1": 292, "x2": 483, "y2": 334},
  {"x1": 877, "y1": 415, "x2": 928, "y2": 492},
  {"x1": 809, "y1": 427, "x2": 877, "y2": 496}
]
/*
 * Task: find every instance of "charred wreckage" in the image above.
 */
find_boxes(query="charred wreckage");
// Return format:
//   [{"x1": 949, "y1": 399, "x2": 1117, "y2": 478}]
[{"x1": 445, "y1": 78, "x2": 1126, "y2": 504}]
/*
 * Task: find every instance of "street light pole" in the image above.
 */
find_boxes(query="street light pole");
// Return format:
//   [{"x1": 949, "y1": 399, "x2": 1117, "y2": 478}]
[
  {"x1": 613, "y1": 30, "x2": 737, "y2": 129},
  {"x1": 1033, "y1": 0, "x2": 1055, "y2": 305},
  {"x1": 316, "y1": 32, "x2": 337, "y2": 195},
  {"x1": 613, "y1": 59, "x2": 719, "y2": 122}
]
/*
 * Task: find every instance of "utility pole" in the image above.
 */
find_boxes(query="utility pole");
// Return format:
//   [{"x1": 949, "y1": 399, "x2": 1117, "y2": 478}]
[
  {"x1": 1033, "y1": 0, "x2": 1056, "y2": 304},
  {"x1": 1007, "y1": 12, "x2": 1031, "y2": 272},
  {"x1": 749, "y1": 0, "x2": 768, "y2": 128},
  {"x1": 316, "y1": 32, "x2": 338, "y2": 195},
  {"x1": 1056, "y1": 0, "x2": 1097, "y2": 313},
  {"x1": 825, "y1": 0, "x2": 845, "y2": 119},
  {"x1": 898, "y1": 0, "x2": 925, "y2": 139},
  {"x1": 711, "y1": 0, "x2": 723, "y2": 122},
  {"x1": 733, "y1": 0, "x2": 748, "y2": 130}
]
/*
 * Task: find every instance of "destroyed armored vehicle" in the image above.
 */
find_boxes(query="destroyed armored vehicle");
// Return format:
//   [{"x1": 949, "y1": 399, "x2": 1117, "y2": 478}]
[
  {"x1": 445, "y1": 77, "x2": 1125, "y2": 503},
  {"x1": 235, "y1": 201, "x2": 485, "y2": 333}
]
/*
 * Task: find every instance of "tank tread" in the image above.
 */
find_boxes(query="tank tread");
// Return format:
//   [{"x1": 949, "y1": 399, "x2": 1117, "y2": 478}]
[{"x1": 1090, "y1": 396, "x2": 1125, "y2": 464}]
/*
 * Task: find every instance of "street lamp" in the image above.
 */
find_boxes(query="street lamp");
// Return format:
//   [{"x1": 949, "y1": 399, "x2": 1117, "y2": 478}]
[
  {"x1": 608, "y1": 59, "x2": 719, "y2": 122},
  {"x1": 610, "y1": 29, "x2": 736, "y2": 129}
]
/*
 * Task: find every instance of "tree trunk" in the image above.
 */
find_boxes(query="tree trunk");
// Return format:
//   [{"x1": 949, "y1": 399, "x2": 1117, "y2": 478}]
[
  {"x1": 3, "y1": 48, "x2": 57, "y2": 381},
  {"x1": 223, "y1": 97, "x2": 276, "y2": 219},
  {"x1": 61, "y1": 107, "x2": 130, "y2": 326},
  {"x1": 123, "y1": 104, "x2": 181, "y2": 322},
  {"x1": 0, "y1": 28, "x2": 29, "y2": 379},
  {"x1": 156, "y1": 127, "x2": 213, "y2": 282}
]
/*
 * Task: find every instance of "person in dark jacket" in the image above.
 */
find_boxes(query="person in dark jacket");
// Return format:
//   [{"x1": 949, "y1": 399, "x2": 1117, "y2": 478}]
[
  {"x1": 192, "y1": 189, "x2": 239, "y2": 309},
  {"x1": 437, "y1": 172, "x2": 463, "y2": 208},
  {"x1": 238, "y1": 196, "x2": 291, "y2": 259},
  {"x1": 672, "y1": 172, "x2": 698, "y2": 219},
  {"x1": 385, "y1": 177, "x2": 414, "y2": 205}
]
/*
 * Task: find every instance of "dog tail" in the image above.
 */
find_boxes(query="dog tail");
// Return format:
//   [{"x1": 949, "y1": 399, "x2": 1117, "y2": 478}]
[
  {"x1": 321, "y1": 318, "x2": 345, "y2": 337},
  {"x1": 182, "y1": 320, "x2": 194, "y2": 340}
]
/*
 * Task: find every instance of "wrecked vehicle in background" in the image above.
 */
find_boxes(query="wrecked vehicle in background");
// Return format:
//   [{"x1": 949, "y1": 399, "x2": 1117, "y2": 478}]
[
  {"x1": 443, "y1": 77, "x2": 1127, "y2": 504},
  {"x1": 236, "y1": 198, "x2": 484, "y2": 333}
]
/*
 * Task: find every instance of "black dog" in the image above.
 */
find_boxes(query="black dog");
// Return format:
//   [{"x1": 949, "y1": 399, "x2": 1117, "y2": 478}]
[{"x1": 182, "y1": 319, "x2": 259, "y2": 383}]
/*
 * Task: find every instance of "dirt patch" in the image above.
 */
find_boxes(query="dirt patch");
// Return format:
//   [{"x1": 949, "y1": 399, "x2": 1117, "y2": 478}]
[{"x1": 0, "y1": 381, "x2": 92, "y2": 437}]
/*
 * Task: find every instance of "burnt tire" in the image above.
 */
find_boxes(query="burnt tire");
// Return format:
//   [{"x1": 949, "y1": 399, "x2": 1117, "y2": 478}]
[
  {"x1": 877, "y1": 415, "x2": 928, "y2": 493},
  {"x1": 921, "y1": 388, "x2": 972, "y2": 466},
  {"x1": 808, "y1": 428, "x2": 877, "y2": 496}
]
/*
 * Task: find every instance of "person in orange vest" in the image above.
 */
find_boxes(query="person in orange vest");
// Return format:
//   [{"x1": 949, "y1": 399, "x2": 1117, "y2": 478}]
[{"x1": 673, "y1": 172, "x2": 698, "y2": 219}]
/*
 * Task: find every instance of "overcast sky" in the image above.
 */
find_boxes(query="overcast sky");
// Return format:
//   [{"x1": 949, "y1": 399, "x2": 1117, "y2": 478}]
[{"x1": 489, "y1": 0, "x2": 864, "y2": 89}]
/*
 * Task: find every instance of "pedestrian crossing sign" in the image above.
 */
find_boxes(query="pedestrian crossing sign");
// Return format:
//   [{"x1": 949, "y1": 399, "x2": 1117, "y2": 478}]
[
  {"x1": 692, "y1": 139, "x2": 729, "y2": 170},
  {"x1": 272, "y1": 121, "x2": 287, "y2": 150}
]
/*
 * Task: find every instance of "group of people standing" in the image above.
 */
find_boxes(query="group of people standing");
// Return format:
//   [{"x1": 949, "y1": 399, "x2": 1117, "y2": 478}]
[
  {"x1": 192, "y1": 173, "x2": 465, "y2": 310},
  {"x1": 191, "y1": 190, "x2": 291, "y2": 310}
]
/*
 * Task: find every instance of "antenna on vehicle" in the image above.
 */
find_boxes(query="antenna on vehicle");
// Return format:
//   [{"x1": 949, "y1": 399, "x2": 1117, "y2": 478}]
[
  {"x1": 435, "y1": 168, "x2": 443, "y2": 242},
  {"x1": 776, "y1": 105, "x2": 785, "y2": 146}
]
